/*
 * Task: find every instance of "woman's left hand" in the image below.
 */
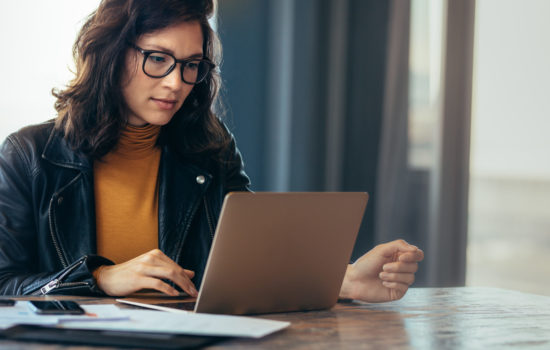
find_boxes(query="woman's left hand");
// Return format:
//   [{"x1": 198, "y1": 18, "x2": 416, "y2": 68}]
[{"x1": 339, "y1": 239, "x2": 424, "y2": 303}]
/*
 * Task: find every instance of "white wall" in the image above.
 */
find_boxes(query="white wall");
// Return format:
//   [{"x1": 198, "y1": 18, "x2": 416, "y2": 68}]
[
  {"x1": 467, "y1": 0, "x2": 550, "y2": 296},
  {"x1": 471, "y1": 0, "x2": 550, "y2": 180},
  {"x1": 0, "y1": 1, "x2": 100, "y2": 142}
]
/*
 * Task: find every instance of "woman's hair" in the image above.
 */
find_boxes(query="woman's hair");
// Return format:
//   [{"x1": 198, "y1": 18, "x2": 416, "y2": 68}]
[{"x1": 53, "y1": 0, "x2": 229, "y2": 160}]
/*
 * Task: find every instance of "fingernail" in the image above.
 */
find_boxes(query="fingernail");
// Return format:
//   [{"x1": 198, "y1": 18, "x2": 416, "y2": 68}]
[
  {"x1": 192, "y1": 288, "x2": 198, "y2": 297},
  {"x1": 379, "y1": 272, "x2": 388, "y2": 279}
]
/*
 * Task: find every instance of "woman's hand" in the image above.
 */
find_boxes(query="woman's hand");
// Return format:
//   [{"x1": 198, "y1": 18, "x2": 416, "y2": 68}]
[
  {"x1": 339, "y1": 240, "x2": 424, "y2": 303},
  {"x1": 94, "y1": 249, "x2": 198, "y2": 297}
]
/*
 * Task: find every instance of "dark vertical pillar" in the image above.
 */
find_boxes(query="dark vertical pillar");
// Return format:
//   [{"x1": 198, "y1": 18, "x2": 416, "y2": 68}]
[
  {"x1": 343, "y1": 0, "x2": 391, "y2": 259},
  {"x1": 217, "y1": 0, "x2": 270, "y2": 190}
]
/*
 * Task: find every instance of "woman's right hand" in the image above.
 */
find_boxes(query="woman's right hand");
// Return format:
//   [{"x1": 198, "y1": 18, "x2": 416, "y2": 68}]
[{"x1": 94, "y1": 249, "x2": 198, "y2": 297}]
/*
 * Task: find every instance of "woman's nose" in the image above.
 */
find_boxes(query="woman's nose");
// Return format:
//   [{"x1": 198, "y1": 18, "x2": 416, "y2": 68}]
[{"x1": 161, "y1": 65, "x2": 184, "y2": 91}]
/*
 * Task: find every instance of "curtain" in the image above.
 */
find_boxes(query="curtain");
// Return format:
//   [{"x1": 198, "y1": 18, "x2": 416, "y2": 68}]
[
  {"x1": 375, "y1": 0, "x2": 476, "y2": 286},
  {"x1": 218, "y1": 0, "x2": 476, "y2": 287}
]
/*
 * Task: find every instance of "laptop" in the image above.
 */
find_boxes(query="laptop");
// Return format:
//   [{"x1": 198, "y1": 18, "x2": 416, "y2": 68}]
[{"x1": 122, "y1": 192, "x2": 368, "y2": 315}]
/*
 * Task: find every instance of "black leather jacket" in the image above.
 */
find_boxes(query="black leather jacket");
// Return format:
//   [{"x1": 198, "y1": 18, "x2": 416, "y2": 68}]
[{"x1": 0, "y1": 121, "x2": 250, "y2": 296}]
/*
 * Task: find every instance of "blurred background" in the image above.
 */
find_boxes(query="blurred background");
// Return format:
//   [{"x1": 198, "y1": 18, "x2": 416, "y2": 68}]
[{"x1": 0, "y1": 0, "x2": 548, "y2": 295}]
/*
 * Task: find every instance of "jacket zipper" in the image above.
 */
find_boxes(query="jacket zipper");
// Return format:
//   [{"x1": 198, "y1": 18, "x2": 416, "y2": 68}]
[
  {"x1": 48, "y1": 195, "x2": 68, "y2": 268},
  {"x1": 204, "y1": 197, "x2": 215, "y2": 239},
  {"x1": 47, "y1": 173, "x2": 83, "y2": 268},
  {"x1": 38, "y1": 257, "x2": 88, "y2": 295},
  {"x1": 40, "y1": 281, "x2": 90, "y2": 295}
]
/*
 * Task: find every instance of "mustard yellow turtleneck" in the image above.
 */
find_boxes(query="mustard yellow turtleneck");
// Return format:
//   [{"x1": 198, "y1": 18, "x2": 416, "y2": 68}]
[{"x1": 94, "y1": 123, "x2": 162, "y2": 264}]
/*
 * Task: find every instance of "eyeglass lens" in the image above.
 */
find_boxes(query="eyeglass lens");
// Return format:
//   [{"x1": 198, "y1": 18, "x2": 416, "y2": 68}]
[{"x1": 144, "y1": 52, "x2": 210, "y2": 84}]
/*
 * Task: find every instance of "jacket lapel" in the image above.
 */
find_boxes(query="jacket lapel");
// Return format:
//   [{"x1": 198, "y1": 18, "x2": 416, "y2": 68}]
[
  {"x1": 158, "y1": 145, "x2": 211, "y2": 261},
  {"x1": 41, "y1": 128, "x2": 96, "y2": 266}
]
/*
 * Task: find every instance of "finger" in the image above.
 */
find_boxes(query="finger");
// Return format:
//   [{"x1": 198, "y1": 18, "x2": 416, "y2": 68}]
[
  {"x1": 163, "y1": 269, "x2": 198, "y2": 297},
  {"x1": 139, "y1": 250, "x2": 198, "y2": 296},
  {"x1": 383, "y1": 261, "x2": 418, "y2": 273},
  {"x1": 150, "y1": 252, "x2": 197, "y2": 282},
  {"x1": 142, "y1": 266, "x2": 198, "y2": 297},
  {"x1": 379, "y1": 272, "x2": 415, "y2": 285},
  {"x1": 159, "y1": 265, "x2": 198, "y2": 297},
  {"x1": 381, "y1": 281, "x2": 409, "y2": 300},
  {"x1": 139, "y1": 277, "x2": 180, "y2": 296},
  {"x1": 142, "y1": 249, "x2": 177, "y2": 266},
  {"x1": 398, "y1": 249, "x2": 424, "y2": 263},
  {"x1": 379, "y1": 239, "x2": 419, "y2": 258}
]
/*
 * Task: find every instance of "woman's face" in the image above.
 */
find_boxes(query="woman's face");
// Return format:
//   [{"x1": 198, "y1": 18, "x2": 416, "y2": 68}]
[{"x1": 122, "y1": 21, "x2": 204, "y2": 126}]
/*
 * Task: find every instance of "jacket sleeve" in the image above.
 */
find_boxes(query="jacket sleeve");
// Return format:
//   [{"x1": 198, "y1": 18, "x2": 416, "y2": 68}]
[
  {"x1": 0, "y1": 136, "x2": 112, "y2": 296},
  {"x1": 222, "y1": 131, "x2": 251, "y2": 193}
]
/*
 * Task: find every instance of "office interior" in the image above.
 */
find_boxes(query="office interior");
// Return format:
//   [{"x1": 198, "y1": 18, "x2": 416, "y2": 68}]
[{"x1": 0, "y1": 0, "x2": 548, "y2": 297}]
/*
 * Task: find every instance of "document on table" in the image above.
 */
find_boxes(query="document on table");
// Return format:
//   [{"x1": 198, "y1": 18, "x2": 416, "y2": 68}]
[
  {"x1": 61, "y1": 309, "x2": 290, "y2": 338},
  {"x1": 0, "y1": 302, "x2": 128, "y2": 329},
  {"x1": 0, "y1": 301, "x2": 290, "y2": 338}
]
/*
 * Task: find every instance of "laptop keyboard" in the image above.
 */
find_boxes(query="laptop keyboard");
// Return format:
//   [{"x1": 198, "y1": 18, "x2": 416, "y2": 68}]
[{"x1": 154, "y1": 302, "x2": 196, "y2": 311}]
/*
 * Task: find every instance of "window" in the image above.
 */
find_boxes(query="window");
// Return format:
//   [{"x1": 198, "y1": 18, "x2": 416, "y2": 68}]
[{"x1": 408, "y1": 0, "x2": 446, "y2": 170}]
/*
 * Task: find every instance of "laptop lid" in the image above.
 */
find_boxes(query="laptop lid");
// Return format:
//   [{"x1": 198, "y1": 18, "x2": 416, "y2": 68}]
[{"x1": 195, "y1": 192, "x2": 368, "y2": 315}]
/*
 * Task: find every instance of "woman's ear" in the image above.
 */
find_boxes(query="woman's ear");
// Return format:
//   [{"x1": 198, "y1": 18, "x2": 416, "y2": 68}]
[{"x1": 120, "y1": 48, "x2": 139, "y2": 88}]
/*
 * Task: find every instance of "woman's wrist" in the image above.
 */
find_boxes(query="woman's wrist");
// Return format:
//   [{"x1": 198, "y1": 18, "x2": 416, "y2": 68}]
[
  {"x1": 339, "y1": 264, "x2": 356, "y2": 300},
  {"x1": 92, "y1": 265, "x2": 106, "y2": 288}
]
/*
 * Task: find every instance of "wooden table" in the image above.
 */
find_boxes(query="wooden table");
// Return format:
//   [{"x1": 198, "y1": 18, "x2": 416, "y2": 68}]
[{"x1": 2, "y1": 287, "x2": 550, "y2": 349}]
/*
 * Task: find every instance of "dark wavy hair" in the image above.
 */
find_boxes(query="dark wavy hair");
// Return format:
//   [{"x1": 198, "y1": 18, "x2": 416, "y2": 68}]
[{"x1": 53, "y1": 0, "x2": 229, "y2": 160}]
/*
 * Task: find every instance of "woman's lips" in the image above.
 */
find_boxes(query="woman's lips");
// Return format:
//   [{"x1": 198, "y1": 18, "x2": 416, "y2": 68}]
[{"x1": 151, "y1": 98, "x2": 177, "y2": 110}]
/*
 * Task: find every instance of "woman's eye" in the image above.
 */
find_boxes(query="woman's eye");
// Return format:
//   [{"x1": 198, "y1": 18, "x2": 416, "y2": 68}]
[
  {"x1": 185, "y1": 62, "x2": 200, "y2": 70},
  {"x1": 148, "y1": 55, "x2": 167, "y2": 64}
]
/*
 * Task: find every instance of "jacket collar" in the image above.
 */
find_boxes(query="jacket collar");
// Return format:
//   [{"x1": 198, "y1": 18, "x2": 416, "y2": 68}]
[{"x1": 41, "y1": 127, "x2": 93, "y2": 171}]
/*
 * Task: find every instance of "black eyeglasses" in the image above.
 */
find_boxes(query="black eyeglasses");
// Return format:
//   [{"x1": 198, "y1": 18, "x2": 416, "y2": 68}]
[{"x1": 131, "y1": 44, "x2": 215, "y2": 85}]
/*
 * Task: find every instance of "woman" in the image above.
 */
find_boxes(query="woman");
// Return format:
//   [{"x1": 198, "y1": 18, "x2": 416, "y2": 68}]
[{"x1": 0, "y1": 0, "x2": 423, "y2": 302}]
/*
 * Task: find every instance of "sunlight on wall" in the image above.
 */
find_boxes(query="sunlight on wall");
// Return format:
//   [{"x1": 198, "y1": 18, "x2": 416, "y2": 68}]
[{"x1": 0, "y1": 1, "x2": 100, "y2": 142}]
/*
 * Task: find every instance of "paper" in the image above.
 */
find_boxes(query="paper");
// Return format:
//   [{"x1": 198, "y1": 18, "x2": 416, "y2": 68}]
[
  {"x1": 61, "y1": 308, "x2": 290, "y2": 338},
  {"x1": 0, "y1": 301, "x2": 58, "y2": 329},
  {"x1": 1, "y1": 301, "x2": 290, "y2": 338},
  {"x1": 61, "y1": 304, "x2": 130, "y2": 322},
  {"x1": 0, "y1": 302, "x2": 128, "y2": 329}
]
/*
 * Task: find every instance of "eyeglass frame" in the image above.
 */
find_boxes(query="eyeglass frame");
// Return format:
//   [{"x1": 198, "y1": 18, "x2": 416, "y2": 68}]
[{"x1": 130, "y1": 44, "x2": 216, "y2": 85}]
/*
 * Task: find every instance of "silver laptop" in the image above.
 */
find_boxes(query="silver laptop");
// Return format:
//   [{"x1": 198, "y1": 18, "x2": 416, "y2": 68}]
[{"x1": 194, "y1": 192, "x2": 368, "y2": 315}]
